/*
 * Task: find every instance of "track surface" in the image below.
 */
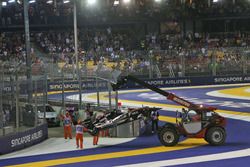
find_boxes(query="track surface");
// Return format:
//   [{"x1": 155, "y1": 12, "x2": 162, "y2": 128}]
[{"x1": 0, "y1": 84, "x2": 250, "y2": 167}]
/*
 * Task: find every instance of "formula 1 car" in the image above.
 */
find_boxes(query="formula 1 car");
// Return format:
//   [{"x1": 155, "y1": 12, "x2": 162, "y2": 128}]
[
  {"x1": 81, "y1": 107, "x2": 161, "y2": 136},
  {"x1": 112, "y1": 75, "x2": 227, "y2": 146}
]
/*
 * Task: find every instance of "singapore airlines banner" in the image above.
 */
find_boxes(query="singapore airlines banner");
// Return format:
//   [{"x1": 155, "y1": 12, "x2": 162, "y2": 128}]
[
  {"x1": 46, "y1": 75, "x2": 250, "y2": 91},
  {"x1": 108, "y1": 75, "x2": 250, "y2": 89},
  {"x1": 0, "y1": 124, "x2": 48, "y2": 154},
  {"x1": 3, "y1": 75, "x2": 249, "y2": 93}
]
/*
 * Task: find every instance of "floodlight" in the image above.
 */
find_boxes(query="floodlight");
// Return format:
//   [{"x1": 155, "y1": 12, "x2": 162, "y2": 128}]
[
  {"x1": 154, "y1": 0, "x2": 162, "y2": 3},
  {"x1": 213, "y1": 0, "x2": 219, "y2": 3},
  {"x1": 123, "y1": 0, "x2": 131, "y2": 4},
  {"x1": 47, "y1": 0, "x2": 53, "y2": 4},
  {"x1": 29, "y1": 0, "x2": 36, "y2": 3},
  {"x1": 87, "y1": 0, "x2": 97, "y2": 6},
  {"x1": 2, "y1": 2, "x2": 7, "y2": 6},
  {"x1": 8, "y1": 0, "x2": 15, "y2": 3},
  {"x1": 63, "y1": 0, "x2": 70, "y2": 4},
  {"x1": 114, "y1": 0, "x2": 119, "y2": 6}
]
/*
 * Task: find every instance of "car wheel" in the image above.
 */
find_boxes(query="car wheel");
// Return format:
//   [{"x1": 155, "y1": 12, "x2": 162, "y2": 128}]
[
  {"x1": 206, "y1": 127, "x2": 226, "y2": 146},
  {"x1": 158, "y1": 127, "x2": 179, "y2": 146}
]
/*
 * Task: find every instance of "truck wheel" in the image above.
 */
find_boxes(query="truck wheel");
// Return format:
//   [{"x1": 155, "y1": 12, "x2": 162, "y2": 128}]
[
  {"x1": 206, "y1": 127, "x2": 226, "y2": 146},
  {"x1": 159, "y1": 127, "x2": 179, "y2": 146}
]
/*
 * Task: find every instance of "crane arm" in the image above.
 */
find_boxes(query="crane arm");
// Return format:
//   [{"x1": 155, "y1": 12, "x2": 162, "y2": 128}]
[{"x1": 112, "y1": 75, "x2": 198, "y2": 109}]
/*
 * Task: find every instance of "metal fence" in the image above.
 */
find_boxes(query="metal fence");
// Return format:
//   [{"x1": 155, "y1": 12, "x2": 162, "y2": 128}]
[
  {"x1": 46, "y1": 47, "x2": 250, "y2": 79},
  {"x1": 0, "y1": 62, "x2": 48, "y2": 137},
  {"x1": 42, "y1": 47, "x2": 250, "y2": 112},
  {"x1": 46, "y1": 61, "x2": 119, "y2": 112},
  {"x1": 1, "y1": 46, "x2": 249, "y2": 137}
]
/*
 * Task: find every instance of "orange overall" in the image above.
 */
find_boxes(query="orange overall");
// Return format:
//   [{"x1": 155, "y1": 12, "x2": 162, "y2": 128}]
[
  {"x1": 93, "y1": 132, "x2": 99, "y2": 145},
  {"x1": 76, "y1": 124, "x2": 84, "y2": 149},
  {"x1": 100, "y1": 129, "x2": 109, "y2": 137},
  {"x1": 63, "y1": 115, "x2": 72, "y2": 139}
]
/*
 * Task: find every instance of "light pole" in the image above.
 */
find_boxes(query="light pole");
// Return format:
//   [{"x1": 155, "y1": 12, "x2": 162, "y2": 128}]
[
  {"x1": 0, "y1": 63, "x2": 4, "y2": 134},
  {"x1": 23, "y1": 0, "x2": 32, "y2": 103},
  {"x1": 61, "y1": 67, "x2": 65, "y2": 115},
  {"x1": 0, "y1": 62, "x2": 9, "y2": 133},
  {"x1": 13, "y1": 63, "x2": 23, "y2": 132},
  {"x1": 73, "y1": 0, "x2": 82, "y2": 109}
]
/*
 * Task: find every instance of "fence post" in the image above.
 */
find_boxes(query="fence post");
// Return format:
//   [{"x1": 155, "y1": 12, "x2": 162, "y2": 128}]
[
  {"x1": 181, "y1": 53, "x2": 185, "y2": 77},
  {"x1": 149, "y1": 51, "x2": 153, "y2": 79},
  {"x1": 242, "y1": 52, "x2": 247, "y2": 75},
  {"x1": 34, "y1": 79, "x2": 38, "y2": 127},
  {"x1": 15, "y1": 71, "x2": 20, "y2": 132},
  {"x1": 108, "y1": 81, "x2": 112, "y2": 112},
  {"x1": 62, "y1": 71, "x2": 65, "y2": 114},
  {"x1": 211, "y1": 52, "x2": 217, "y2": 76},
  {"x1": 0, "y1": 64, "x2": 3, "y2": 134},
  {"x1": 96, "y1": 76, "x2": 100, "y2": 108}
]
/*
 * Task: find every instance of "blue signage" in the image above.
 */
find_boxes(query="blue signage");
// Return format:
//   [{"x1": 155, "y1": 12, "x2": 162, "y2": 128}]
[{"x1": 0, "y1": 124, "x2": 48, "y2": 155}]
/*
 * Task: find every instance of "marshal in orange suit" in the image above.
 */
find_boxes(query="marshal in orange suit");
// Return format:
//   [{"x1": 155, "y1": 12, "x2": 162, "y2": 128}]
[{"x1": 61, "y1": 112, "x2": 72, "y2": 140}]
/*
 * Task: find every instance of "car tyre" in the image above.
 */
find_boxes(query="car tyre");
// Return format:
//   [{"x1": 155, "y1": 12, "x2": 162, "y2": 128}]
[
  {"x1": 158, "y1": 127, "x2": 179, "y2": 146},
  {"x1": 206, "y1": 127, "x2": 226, "y2": 146}
]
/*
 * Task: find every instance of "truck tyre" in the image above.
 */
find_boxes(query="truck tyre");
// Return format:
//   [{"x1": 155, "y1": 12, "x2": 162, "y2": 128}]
[
  {"x1": 158, "y1": 127, "x2": 179, "y2": 146},
  {"x1": 206, "y1": 127, "x2": 226, "y2": 146}
]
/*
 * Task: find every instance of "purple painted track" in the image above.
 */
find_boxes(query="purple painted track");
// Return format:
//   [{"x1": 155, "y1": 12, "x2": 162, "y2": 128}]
[
  {"x1": 0, "y1": 86, "x2": 249, "y2": 167},
  {"x1": 118, "y1": 86, "x2": 250, "y2": 112}
]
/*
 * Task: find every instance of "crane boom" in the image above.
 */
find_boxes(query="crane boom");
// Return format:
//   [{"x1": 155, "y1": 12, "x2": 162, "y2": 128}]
[{"x1": 112, "y1": 75, "x2": 215, "y2": 111}]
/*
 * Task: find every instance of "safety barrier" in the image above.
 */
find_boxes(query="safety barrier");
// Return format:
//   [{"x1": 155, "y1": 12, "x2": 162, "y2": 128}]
[
  {"x1": 0, "y1": 123, "x2": 48, "y2": 155},
  {"x1": 46, "y1": 75, "x2": 250, "y2": 92}
]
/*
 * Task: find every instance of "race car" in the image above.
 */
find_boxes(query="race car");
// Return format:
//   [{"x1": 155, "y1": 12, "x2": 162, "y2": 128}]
[{"x1": 81, "y1": 107, "x2": 161, "y2": 136}]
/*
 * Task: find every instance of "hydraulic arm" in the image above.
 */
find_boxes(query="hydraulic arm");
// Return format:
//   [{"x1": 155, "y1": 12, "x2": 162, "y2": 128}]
[{"x1": 112, "y1": 75, "x2": 214, "y2": 111}]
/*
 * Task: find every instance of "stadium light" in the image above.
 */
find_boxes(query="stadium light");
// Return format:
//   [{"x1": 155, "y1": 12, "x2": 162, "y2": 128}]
[
  {"x1": 29, "y1": 0, "x2": 36, "y2": 3},
  {"x1": 123, "y1": 0, "x2": 131, "y2": 4},
  {"x1": 63, "y1": 0, "x2": 70, "y2": 4},
  {"x1": 8, "y1": 0, "x2": 15, "y2": 3},
  {"x1": 114, "y1": 0, "x2": 119, "y2": 6},
  {"x1": 87, "y1": 0, "x2": 97, "y2": 6},
  {"x1": 154, "y1": 0, "x2": 162, "y2": 3},
  {"x1": 2, "y1": 1, "x2": 7, "y2": 6},
  {"x1": 46, "y1": 0, "x2": 53, "y2": 4}
]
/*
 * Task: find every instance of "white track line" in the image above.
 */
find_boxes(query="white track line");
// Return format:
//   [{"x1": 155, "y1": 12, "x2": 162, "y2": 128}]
[
  {"x1": 246, "y1": 88, "x2": 250, "y2": 93},
  {"x1": 206, "y1": 91, "x2": 250, "y2": 101},
  {"x1": 0, "y1": 137, "x2": 135, "y2": 160},
  {"x1": 70, "y1": 85, "x2": 250, "y2": 166},
  {"x1": 81, "y1": 92, "x2": 250, "y2": 122},
  {"x1": 115, "y1": 149, "x2": 250, "y2": 167}
]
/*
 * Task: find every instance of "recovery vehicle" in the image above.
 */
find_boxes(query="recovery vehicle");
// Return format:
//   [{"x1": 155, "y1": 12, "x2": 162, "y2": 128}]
[{"x1": 112, "y1": 75, "x2": 227, "y2": 146}]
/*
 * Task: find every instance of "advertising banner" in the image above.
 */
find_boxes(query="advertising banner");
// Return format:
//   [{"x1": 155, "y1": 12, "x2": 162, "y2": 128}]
[
  {"x1": 0, "y1": 124, "x2": 48, "y2": 155},
  {"x1": 47, "y1": 75, "x2": 250, "y2": 92},
  {"x1": 124, "y1": 75, "x2": 250, "y2": 88},
  {"x1": 48, "y1": 80, "x2": 108, "y2": 92}
]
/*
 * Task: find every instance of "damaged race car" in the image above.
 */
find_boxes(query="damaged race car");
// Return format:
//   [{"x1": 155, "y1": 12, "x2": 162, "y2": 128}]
[{"x1": 81, "y1": 107, "x2": 161, "y2": 136}]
